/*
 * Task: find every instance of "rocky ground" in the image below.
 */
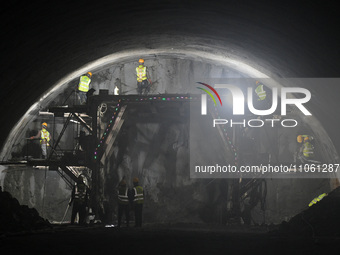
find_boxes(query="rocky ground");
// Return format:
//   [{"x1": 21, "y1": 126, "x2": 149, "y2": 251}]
[
  {"x1": 0, "y1": 187, "x2": 51, "y2": 233},
  {"x1": 1, "y1": 186, "x2": 340, "y2": 254},
  {"x1": 0, "y1": 223, "x2": 339, "y2": 255},
  {"x1": 279, "y1": 186, "x2": 340, "y2": 237}
]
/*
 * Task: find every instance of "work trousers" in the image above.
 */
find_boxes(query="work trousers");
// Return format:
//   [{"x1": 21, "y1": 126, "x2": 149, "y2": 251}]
[
  {"x1": 137, "y1": 80, "x2": 150, "y2": 95},
  {"x1": 78, "y1": 91, "x2": 87, "y2": 105},
  {"x1": 71, "y1": 200, "x2": 87, "y2": 225},
  {"x1": 134, "y1": 204, "x2": 143, "y2": 227},
  {"x1": 41, "y1": 144, "x2": 47, "y2": 158},
  {"x1": 117, "y1": 203, "x2": 129, "y2": 227}
]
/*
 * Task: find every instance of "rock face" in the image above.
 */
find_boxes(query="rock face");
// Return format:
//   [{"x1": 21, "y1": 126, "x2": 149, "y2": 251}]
[{"x1": 0, "y1": 186, "x2": 51, "y2": 233}]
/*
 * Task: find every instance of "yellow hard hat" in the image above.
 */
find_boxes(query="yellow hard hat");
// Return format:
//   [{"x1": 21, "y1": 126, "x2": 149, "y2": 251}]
[
  {"x1": 138, "y1": 59, "x2": 144, "y2": 64},
  {"x1": 87, "y1": 72, "x2": 92, "y2": 77},
  {"x1": 297, "y1": 135, "x2": 302, "y2": 143},
  {"x1": 256, "y1": 81, "x2": 260, "y2": 85},
  {"x1": 42, "y1": 122, "x2": 48, "y2": 128},
  {"x1": 133, "y1": 177, "x2": 139, "y2": 183}
]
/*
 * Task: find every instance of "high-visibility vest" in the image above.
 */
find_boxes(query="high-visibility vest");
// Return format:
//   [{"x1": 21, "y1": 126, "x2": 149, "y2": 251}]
[
  {"x1": 74, "y1": 183, "x2": 87, "y2": 202},
  {"x1": 309, "y1": 193, "x2": 327, "y2": 207},
  {"x1": 41, "y1": 128, "x2": 50, "y2": 144},
  {"x1": 133, "y1": 186, "x2": 144, "y2": 204},
  {"x1": 118, "y1": 186, "x2": 129, "y2": 205},
  {"x1": 78, "y1": 75, "x2": 91, "y2": 92},
  {"x1": 255, "y1": 84, "x2": 266, "y2": 101},
  {"x1": 303, "y1": 142, "x2": 314, "y2": 157},
  {"x1": 136, "y1": 66, "x2": 147, "y2": 82}
]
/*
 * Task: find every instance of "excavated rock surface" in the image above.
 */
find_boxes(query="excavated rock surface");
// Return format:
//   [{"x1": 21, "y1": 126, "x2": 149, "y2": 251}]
[
  {"x1": 0, "y1": 187, "x2": 51, "y2": 233},
  {"x1": 279, "y1": 186, "x2": 340, "y2": 236}
]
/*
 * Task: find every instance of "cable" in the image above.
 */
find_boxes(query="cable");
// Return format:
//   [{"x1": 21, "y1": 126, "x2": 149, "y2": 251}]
[
  {"x1": 41, "y1": 165, "x2": 48, "y2": 218},
  {"x1": 301, "y1": 212, "x2": 316, "y2": 239}
]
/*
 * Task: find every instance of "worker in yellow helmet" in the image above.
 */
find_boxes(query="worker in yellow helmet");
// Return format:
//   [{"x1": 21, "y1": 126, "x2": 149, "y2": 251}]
[
  {"x1": 296, "y1": 135, "x2": 315, "y2": 163},
  {"x1": 30, "y1": 122, "x2": 51, "y2": 159},
  {"x1": 136, "y1": 59, "x2": 151, "y2": 95},
  {"x1": 77, "y1": 72, "x2": 92, "y2": 104}
]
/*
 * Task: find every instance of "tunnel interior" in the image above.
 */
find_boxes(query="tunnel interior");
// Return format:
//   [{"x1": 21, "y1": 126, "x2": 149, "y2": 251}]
[
  {"x1": 1, "y1": 1, "x2": 340, "y2": 253},
  {"x1": 0, "y1": 54, "x2": 338, "y2": 227}
]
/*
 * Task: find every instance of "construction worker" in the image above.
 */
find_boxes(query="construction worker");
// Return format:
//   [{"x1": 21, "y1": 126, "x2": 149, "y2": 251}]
[
  {"x1": 117, "y1": 179, "x2": 130, "y2": 227},
  {"x1": 77, "y1": 72, "x2": 92, "y2": 104},
  {"x1": 309, "y1": 193, "x2": 327, "y2": 207},
  {"x1": 255, "y1": 81, "x2": 266, "y2": 101},
  {"x1": 30, "y1": 122, "x2": 51, "y2": 159},
  {"x1": 69, "y1": 175, "x2": 89, "y2": 225},
  {"x1": 136, "y1": 59, "x2": 151, "y2": 95},
  {"x1": 132, "y1": 177, "x2": 144, "y2": 227},
  {"x1": 297, "y1": 135, "x2": 315, "y2": 162}
]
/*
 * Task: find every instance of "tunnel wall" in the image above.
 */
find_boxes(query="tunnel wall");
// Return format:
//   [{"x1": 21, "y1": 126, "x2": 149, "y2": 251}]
[
  {"x1": 2, "y1": 166, "x2": 72, "y2": 222},
  {"x1": 0, "y1": 57, "x2": 336, "y2": 225}
]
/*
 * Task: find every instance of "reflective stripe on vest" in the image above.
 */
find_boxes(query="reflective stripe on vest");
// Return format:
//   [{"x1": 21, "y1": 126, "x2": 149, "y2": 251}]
[
  {"x1": 303, "y1": 142, "x2": 314, "y2": 157},
  {"x1": 75, "y1": 184, "x2": 86, "y2": 201},
  {"x1": 309, "y1": 193, "x2": 327, "y2": 207},
  {"x1": 136, "y1": 66, "x2": 147, "y2": 82},
  {"x1": 78, "y1": 75, "x2": 91, "y2": 92},
  {"x1": 255, "y1": 84, "x2": 266, "y2": 100},
  {"x1": 118, "y1": 187, "x2": 129, "y2": 204},
  {"x1": 41, "y1": 129, "x2": 50, "y2": 143},
  {"x1": 133, "y1": 186, "x2": 144, "y2": 204}
]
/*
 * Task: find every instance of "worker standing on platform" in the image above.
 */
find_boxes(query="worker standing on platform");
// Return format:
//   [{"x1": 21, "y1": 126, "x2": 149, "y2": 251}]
[
  {"x1": 254, "y1": 80, "x2": 278, "y2": 115},
  {"x1": 136, "y1": 59, "x2": 151, "y2": 95},
  {"x1": 30, "y1": 122, "x2": 51, "y2": 159},
  {"x1": 255, "y1": 81, "x2": 267, "y2": 101},
  {"x1": 69, "y1": 175, "x2": 89, "y2": 225},
  {"x1": 77, "y1": 72, "x2": 92, "y2": 104},
  {"x1": 132, "y1": 177, "x2": 144, "y2": 227}
]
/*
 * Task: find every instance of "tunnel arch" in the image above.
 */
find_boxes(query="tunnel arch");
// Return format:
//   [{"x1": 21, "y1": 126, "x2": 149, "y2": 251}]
[
  {"x1": 0, "y1": 42, "x2": 339, "y2": 224},
  {"x1": 2, "y1": 46, "x2": 272, "y2": 161},
  {"x1": 1, "y1": 1, "x2": 340, "y2": 225},
  {"x1": 1, "y1": 45, "x2": 339, "y2": 168}
]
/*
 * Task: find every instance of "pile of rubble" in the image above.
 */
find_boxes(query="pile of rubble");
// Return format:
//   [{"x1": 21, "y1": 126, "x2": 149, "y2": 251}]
[
  {"x1": 279, "y1": 186, "x2": 340, "y2": 236},
  {"x1": 0, "y1": 186, "x2": 51, "y2": 233}
]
